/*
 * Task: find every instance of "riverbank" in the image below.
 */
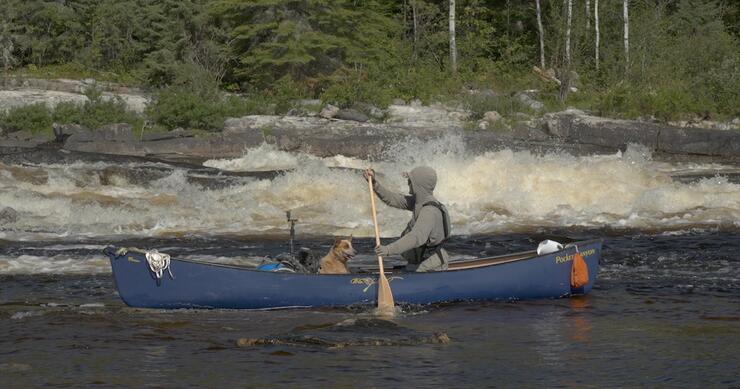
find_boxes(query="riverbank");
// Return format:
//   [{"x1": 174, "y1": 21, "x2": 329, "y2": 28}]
[
  {"x1": 1, "y1": 78, "x2": 738, "y2": 163},
  {"x1": 2, "y1": 109, "x2": 738, "y2": 164}
]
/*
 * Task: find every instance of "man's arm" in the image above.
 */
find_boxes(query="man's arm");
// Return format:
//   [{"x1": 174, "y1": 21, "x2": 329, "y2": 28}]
[
  {"x1": 382, "y1": 207, "x2": 437, "y2": 255},
  {"x1": 364, "y1": 169, "x2": 412, "y2": 210},
  {"x1": 373, "y1": 178, "x2": 413, "y2": 211}
]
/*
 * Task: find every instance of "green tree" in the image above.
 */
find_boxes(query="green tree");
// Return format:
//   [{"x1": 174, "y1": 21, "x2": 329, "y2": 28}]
[
  {"x1": 8, "y1": 0, "x2": 86, "y2": 67},
  {"x1": 212, "y1": 0, "x2": 398, "y2": 88},
  {"x1": 0, "y1": 5, "x2": 20, "y2": 72}
]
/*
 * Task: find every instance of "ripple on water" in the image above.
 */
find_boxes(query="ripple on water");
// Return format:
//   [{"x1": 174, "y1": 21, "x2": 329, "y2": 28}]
[{"x1": 236, "y1": 318, "x2": 450, "y2": 349}]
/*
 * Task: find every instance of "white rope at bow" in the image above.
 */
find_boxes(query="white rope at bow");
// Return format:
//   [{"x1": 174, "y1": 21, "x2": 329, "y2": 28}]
[{"x1": 145, "y1": 249, "x2": 174, "y2": 279}]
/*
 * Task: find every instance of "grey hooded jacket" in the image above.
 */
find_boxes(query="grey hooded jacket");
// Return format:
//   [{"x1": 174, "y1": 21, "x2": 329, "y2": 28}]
[{"x1": 373, "y1": 166, "x2": 450, "y2": 271}]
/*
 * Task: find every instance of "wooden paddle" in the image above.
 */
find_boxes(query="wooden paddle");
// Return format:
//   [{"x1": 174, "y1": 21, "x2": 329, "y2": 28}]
[{"x1": 367, "y1": 176, "x2": 395, "y2": 315}]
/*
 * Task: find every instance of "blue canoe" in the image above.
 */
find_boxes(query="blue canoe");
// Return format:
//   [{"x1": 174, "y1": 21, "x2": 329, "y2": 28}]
[{"x1": 103, "y1": 239, "x2": 602, "y2": 309}]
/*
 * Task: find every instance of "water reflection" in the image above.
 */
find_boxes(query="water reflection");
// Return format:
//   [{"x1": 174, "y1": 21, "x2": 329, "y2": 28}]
[
  {"x1": 140, "y1": 344, "x2": 173, "y2": 383},
  {"x1": 528, "y1": 297, "x2": 594, "y2": 369},
  {"x1": 568, "y1": 297, "x2": 593, "y2": 344},
  {"x1": 530, "y1": 308, "x2": 569, "y2": 368}
]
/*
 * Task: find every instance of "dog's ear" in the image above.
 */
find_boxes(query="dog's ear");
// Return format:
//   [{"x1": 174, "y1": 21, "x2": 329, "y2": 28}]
[
  {"x1": 334, "y1": 237, "x2": 342, "y2": 246},
  {"x1": 348, "y1": 234, "x2": 353, "y2": 242}
]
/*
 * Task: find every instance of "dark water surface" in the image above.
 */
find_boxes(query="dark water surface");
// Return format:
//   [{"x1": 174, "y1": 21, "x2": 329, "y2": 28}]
[{"x1": 1, "y1": 231, "x2": 739, "y2": 388}]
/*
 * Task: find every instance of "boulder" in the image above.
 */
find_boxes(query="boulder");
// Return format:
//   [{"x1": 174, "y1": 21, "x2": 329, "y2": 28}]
[
  {"x1": 483, "y1": 111, "x2": 502, "y2": 123},
  {"x1": 545, "y1": 110, "x2": 659, "y2": 150},
  {"x1": 506, "y1": 126, "x2": 551, "y2": 141},
  {"x1": 319, "y1": 104, "x2": 340, "y2": 119},
  {"x1": 657, "y1": 127, "x2": 740, "y2": 157},
  {"x1": 352, "y1": 102, "x2": 384, "y2": 120},
  {"x1": 0, "y1": 129, "x2": 49, "y2": 147},
  {"x1": 392, "y1": 98, "x2": 406, "y2": 105},
  {"x1": 335, "y1": 108, "x2": 369, "y2": 122},
  {"x1": 514, "y1": 91, "x2": 545, "y2": 112},
  {"x1": 385, "y1": 104, "x2": 470, "y2": 129},
  {"x1": 0, "y1": 207, "x2": 18, "y2": 224},
  {"x1": 477, "y1": 120, "x2": 489, "y2": 130},
  {"x1": 447, "y1": 111, "x2": 470, "y2": 122},
  {"x1": 63, "y1": 123, "x2": 138, "y2": 154},
  {"x1": 544, "y1": 109, "x2": 740, "y2": 158}
]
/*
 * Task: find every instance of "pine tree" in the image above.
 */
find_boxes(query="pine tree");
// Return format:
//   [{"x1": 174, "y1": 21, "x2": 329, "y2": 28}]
[{"x1": 212, "y1": 0, "x2": 397, "y2": 87}]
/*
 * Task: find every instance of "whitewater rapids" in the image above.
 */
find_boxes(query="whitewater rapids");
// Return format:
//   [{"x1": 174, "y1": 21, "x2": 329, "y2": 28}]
[{"x1": 1, "y1": 135, "x2": 738, "y2": 241}]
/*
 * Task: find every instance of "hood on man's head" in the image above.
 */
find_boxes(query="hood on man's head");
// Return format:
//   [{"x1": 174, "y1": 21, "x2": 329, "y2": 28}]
[{"x1": 408, "y1": 166, "x2": 437, "y2": 195}]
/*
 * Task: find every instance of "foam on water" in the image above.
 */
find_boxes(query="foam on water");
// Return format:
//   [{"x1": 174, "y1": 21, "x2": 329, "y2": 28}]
[
  {"x1": 0, "y1": 254, "x2": 110, "y2": 274},
  {"x1": 203, "y1": 142, "x2": 367, "y2": 171},
  {"x1": 1, "y1": 136, "x2": 738, "y2": 241}
]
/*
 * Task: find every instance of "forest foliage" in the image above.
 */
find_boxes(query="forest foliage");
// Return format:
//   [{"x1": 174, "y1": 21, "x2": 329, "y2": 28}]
[{"x1": 0, "y1": 0, "x2": 738, "y2": 132}]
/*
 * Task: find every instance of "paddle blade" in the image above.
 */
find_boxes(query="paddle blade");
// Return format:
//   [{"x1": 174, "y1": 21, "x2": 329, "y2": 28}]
[{"x1": 376, "y1": 273, "x2": 395, "y2": 316}]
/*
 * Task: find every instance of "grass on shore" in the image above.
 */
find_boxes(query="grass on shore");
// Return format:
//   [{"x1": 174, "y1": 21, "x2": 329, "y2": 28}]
[{"x1": 1, "y1": 64, "x2": 737, "y2": 136}]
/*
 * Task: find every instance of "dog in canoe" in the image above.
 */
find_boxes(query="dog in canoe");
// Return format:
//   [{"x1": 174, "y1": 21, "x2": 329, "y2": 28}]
[{"x1": 318, "y1": 237, "x2": 357, "y2": 274}]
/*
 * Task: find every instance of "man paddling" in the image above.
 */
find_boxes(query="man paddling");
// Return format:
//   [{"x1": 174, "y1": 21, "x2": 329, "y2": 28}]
[{"x1": 363, "y1": 166, "x2": 451, "y2": 272}]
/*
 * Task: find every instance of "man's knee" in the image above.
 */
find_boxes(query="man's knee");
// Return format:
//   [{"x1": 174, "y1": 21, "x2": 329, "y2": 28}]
[{"x1": 415, "y1": 255, "x2": 448, "y2": 272}]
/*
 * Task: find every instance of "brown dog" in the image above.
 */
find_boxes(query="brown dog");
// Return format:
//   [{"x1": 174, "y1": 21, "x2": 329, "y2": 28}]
[{"x1": 318, "y1": 237, "x2": 357, "y2": 274}]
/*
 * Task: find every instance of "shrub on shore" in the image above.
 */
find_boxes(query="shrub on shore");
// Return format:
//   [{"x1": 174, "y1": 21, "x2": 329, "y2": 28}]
[
  {"x1": 0, "y1": 103, "x2": 53, "y2": 134},
  {"x1": 0, "y1": 86, "x2": 142, "y2": 134}
]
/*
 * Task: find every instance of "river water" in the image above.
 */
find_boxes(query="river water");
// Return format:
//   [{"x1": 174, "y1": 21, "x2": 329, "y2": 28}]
[{"x1": 1, "y1": 137, "x2": 739, "y2": 387}]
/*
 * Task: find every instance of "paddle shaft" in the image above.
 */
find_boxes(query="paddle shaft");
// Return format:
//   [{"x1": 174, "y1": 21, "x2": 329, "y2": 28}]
[
  {"x1": 367, "y1": 177, "x2": 394, "y2": 313},
  {"x1": 368, "y1": 178, "x2": 385, "y2": 273}
]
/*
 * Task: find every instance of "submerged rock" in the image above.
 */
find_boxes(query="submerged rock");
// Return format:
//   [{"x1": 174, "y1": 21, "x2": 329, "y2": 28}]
[
  {"x1": 0, "y1": 207, "x2": 19, "y2": 224},
  {"x1": 236, "y1": 318, "x2": 451, "y2": 349},
  {"x1": 0, "y1": 362, "x2": 32, "y2": 373}
]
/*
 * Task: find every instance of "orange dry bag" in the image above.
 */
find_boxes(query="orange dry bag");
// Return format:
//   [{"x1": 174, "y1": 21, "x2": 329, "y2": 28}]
[{"x1": 570, "y1": 250, "x2": 589, "y2": 288}]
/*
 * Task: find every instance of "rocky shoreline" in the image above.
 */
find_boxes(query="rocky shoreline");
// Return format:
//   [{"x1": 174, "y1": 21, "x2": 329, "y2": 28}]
[
  {"x1": 1, "y1": 78, "x2": 738, "y2": 164},
  {"x1": 2, "y1": 110, "x2": 739, "y2": 164}
]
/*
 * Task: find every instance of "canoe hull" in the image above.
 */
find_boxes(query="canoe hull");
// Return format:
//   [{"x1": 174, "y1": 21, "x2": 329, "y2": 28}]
[{"x1": 106, "y1": 240, "x2": 601, "y2": 309}]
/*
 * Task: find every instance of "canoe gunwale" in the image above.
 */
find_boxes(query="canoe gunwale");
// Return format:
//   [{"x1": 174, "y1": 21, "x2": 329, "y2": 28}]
[{"x1": 109, "y1": 238, "x2": 603, "y2": 276}]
